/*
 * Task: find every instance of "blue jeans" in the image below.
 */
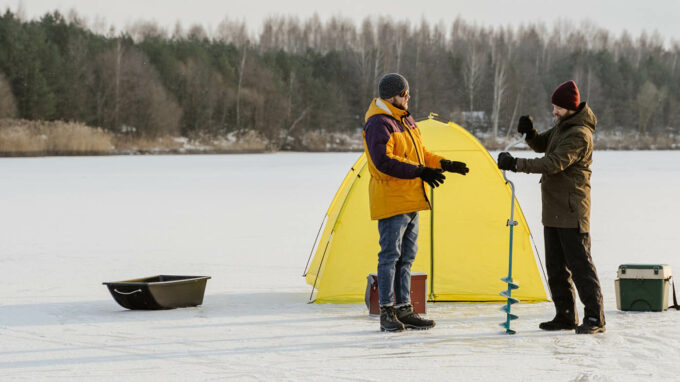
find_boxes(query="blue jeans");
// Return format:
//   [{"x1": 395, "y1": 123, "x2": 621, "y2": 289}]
[{"x1": 377, "y1": 212, "x2": 418, "y2": 307}]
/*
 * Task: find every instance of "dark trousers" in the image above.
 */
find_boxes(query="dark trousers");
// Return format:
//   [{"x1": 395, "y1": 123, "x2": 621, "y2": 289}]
[{"x1": 544, "y1": 226, "x2": 605, "y2": 325}]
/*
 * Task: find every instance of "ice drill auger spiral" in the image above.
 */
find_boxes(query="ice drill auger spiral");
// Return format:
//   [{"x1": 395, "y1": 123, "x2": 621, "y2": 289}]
[{"x1": 499, "y1": 135, "x2": 525, "y2": 335}]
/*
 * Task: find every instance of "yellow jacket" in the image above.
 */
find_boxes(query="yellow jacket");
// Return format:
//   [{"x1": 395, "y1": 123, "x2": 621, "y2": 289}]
[{"x1": 362, "y1": 98, "x2": 444, "y2": 220}]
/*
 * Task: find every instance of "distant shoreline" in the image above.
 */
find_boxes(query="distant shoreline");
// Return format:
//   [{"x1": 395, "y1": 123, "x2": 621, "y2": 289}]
[{"x1": 1, "y1": 118, "x2": 679, "y2": 157}]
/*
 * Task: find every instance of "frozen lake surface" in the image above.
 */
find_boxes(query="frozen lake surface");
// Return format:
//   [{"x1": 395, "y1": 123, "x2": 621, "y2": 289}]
[{"x1": 1, "y1": 152, "x2": 679, "y2": 381}]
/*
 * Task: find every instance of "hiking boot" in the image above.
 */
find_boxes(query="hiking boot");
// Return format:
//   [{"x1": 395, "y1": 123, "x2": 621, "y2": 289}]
[
  {"x1": 380, "y1": 306, "x2": 405, "y2": 332},
  {"x1": 396, "y1": 304, "x2": 435, "y2": 330},
  {"x1": 539, "y1": 315, "x2": 578, "y2": 331},
  {"x1": 575, "y1": 317, "x2": 606, "y2": 334}
]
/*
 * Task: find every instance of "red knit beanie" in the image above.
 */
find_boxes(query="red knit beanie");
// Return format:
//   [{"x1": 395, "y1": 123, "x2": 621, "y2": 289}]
[{"x1": 551, "y1": 80, "x2": 580, "y2": 110}]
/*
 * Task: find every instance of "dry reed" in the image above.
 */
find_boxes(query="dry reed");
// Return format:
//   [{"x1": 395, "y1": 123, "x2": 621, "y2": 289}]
[{"x1": 0, "y1": 119, "x2": 113, "y2": 155}]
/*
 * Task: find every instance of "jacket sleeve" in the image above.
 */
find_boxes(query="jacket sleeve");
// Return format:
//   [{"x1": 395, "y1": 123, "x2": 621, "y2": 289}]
[
  {"x1": 516, "y1": 128, "x2": 591, "y2": 175},
  {"x1": 414, "y1": 128, "x2": 445, "y2": 168},
  {"x1": 365, "y1": 117, "x2": 420, "y2": 179},
  {"x1": 526, "y1": 128, "x2": 552, "y2": 153},
  {"x1": 423, "y1": 148, "x2": 445, "y2": 169}
]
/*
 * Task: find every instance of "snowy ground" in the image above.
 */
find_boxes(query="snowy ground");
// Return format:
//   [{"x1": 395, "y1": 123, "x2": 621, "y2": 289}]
[{"x1": 1, "y1": 152, "x2": 679, "y2": 381}]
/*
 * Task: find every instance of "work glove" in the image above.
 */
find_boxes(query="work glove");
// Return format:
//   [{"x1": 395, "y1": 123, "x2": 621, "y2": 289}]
[
  {"x1": 440, "y1": 159, "x2": 470, "y2": 175},
  {"x1": 497, "y1": 152, "x2": 517, "y2": 172},
  {"x1": 417, "y1": 166, "x2": 446, "y2": 188},
  {"x1": 517, "y1": 115, "x2": 537, "y2": 140}
]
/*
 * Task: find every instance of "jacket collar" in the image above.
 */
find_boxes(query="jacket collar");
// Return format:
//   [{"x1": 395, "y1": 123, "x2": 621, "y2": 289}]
[
  {"x1": 365, "y1": 98, "x2": 409, "y2": 123},
  {"x1": 558, "y1": 102, "x2": 597, "y2": 132}
]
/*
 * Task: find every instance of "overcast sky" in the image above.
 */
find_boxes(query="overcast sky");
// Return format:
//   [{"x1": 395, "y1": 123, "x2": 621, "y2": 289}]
[{"x1": 2, "y1": 0, "x2": 679, "y2": 44}]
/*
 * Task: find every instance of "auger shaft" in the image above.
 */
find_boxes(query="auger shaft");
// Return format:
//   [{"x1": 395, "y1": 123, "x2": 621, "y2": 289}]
[{"x1": 499, "y1": 135, "x2": 525, "y2": 335}]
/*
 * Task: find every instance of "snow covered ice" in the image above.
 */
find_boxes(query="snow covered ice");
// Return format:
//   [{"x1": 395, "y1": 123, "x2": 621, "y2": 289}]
[{"x1": 1, "y1": 152, "x2": 679, "y2": 381}]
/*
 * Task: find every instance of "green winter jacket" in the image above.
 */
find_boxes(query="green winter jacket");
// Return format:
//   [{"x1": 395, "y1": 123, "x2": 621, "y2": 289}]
[{"x1": 516, "y1": 102, "x2": 596, "y2": 233}]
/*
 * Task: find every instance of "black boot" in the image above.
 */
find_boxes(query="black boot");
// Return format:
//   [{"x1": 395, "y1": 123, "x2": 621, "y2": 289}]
[
  {"x1": 396, "y1": 304, "x2": 435, "y2": 330},
  {"x1": 539, "y1": 314, "x2": 578, "y2": 331},
  {"x1": 575, "y1": 317, "x2": 606, "y2": 334},
  {"x1": 380, "y1": 306, "x2": 405, "y2": 332}
]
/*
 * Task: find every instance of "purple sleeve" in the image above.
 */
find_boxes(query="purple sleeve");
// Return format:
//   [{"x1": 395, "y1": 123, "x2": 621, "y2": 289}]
[{"x1": 364, "y1": 116, "x2": 420, "y2": 179}]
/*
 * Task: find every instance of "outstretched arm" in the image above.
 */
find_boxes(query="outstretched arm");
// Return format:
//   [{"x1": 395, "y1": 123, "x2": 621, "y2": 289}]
[{"x1": 516, "y1": 129, "x2": 591, "y2": 174}]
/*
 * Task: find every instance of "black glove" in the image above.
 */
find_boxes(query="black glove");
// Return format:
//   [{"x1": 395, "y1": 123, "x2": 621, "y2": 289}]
[
  {"x1": 517, "y1": 115, "x2": 537, "y2": 140},
  {"x1": 418, "y1": 166, "x2": 446, "y2": 188},
  {"x1": 497, "y1": 152, "x2": 517, "y2": 171},
  {"x1": 440, "y1": 159, "x2": 469, "y2": 175}
]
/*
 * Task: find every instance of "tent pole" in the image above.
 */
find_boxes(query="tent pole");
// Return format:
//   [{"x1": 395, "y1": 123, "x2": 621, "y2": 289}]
[
  {"x1": 308, "y1": 232, "x2": 332, "y2": 303},
  {"x1": 429, "y1": 187, "x2": 435, "y2": 302},
  {"x1": 302, "y1": 215, "x2": 328, "y2": 276}
]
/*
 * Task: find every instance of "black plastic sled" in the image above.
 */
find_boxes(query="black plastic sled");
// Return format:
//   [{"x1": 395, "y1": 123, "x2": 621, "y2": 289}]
[{"x1": 103, "y1": 275, "x2": 210, "y2": 310}]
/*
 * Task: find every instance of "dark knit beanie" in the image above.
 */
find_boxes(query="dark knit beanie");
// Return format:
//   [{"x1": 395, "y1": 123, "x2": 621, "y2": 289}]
[
  {"x1": 551, "y1": 80, "x2": 580, "y2": 110},
  {"x1": 379, "y1": 73, "x2": 409, "y2": 99}
]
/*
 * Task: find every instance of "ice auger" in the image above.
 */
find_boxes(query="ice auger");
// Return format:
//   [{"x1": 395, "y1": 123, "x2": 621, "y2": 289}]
[{"x1": 499, "y1": 135, "x2": 525, "y2": 335}]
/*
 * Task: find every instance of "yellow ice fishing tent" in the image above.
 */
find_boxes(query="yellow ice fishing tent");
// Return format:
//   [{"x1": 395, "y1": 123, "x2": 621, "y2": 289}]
[{"x1": 304, "y1": 116, "x2": 549, "y2": 303}]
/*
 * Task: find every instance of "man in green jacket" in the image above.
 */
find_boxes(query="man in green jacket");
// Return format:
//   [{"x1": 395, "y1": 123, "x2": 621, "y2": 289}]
[{"x1": 497, "y1": 80, "x2": 605, "y2": 334}]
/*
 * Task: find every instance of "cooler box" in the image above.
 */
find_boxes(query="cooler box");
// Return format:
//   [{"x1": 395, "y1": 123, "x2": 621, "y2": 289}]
[
  {"x1": 615, "y1": 264, "x2": 671, "y2": 312},
  {"x1": 365, "y1": 272, "x2": 427, "y2": 315}
]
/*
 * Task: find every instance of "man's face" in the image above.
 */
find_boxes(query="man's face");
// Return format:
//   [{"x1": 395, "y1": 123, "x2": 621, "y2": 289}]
[
  {"x1": 389, "y1": 91, "x2": 410, "y2": 110},
  {"x1": 552, "y1": 104, "x2": 572, "y2": 121}
]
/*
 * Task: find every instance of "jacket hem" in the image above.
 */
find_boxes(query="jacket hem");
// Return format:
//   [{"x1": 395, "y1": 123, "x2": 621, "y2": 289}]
[{"x1": 371, "y1": 205, "x2": 429, "y2": 221}]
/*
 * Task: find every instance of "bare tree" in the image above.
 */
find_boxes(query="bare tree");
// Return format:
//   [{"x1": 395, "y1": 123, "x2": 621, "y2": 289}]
[
  {"x1": 412, "y1": 19, "x2": 432, "y2": 112},
  {"x1": 505, "y1": 91, "x2": 521, "y2": 138},
  {"x1": 216, "y1": 17, "x2": 252, "y2": 131},
  {"x1": 92, "y1": 44, "x2": 181, "y2": 136},
  {"x1": 128, "y1": 21, "x2": 168, "y2": 42},
  {"x1": 637, "y1": 81, "x2": 666, "y2": 135},
  {"x1": 357, "y1": 18, "x2": 376, "y2": 101},
  {"x1": 176, "y1": 59, "x2": 225, "y2": 134},
  {"x1": 490, "y1": 32, "x2": 510, "y2": 137},
  {"x1": 236, "y1": 45, "x2": 248, "y2": 130},
  {"x1": 670, "y1": 41, "x2": 680, "y2": 75},
  {"x1": 187, "y1": 24, "x2": 208, "y2": 41},
  {"x1": 463, "y1": 44, "x2": 485, "y2": 112},
  {"x1": 304, "y1": 14, "x2": 323, "y2": 51},
  {"x1": 217, "y1": 18, "x2": 249, "y2": 46},
  {"x1": 0, "y1": 72, "x2": 17, "y2": 118},
  {"x1": 114, "y1": 40, "x2": 122, "y2": 129}
]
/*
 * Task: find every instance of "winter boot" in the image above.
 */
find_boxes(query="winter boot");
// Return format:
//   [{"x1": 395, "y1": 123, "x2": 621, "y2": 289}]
[
  {"x1": 396, "y1": 304, "x2": 435, "y2": 330},
  {"x1": 380, "y1": 306, "x2": 405, "y2": 332},
  {"x1": 539, "y1": 314, "x2": 578, "y2": 331},
  {"x1": 575, "y1": 317, "x2": 606, "y2": 334}
]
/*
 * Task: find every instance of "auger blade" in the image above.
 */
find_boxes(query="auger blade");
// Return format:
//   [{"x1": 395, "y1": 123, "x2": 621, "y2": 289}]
[
  {"x1": 500, "y1": 277, "x2": 519, "y2": 289},
  {"x1": 500, "y1": 305, "x2": 518, "y2": 314},
  {"x1": 499, "y1": 317, "x2": 518, "y2": 326},
  {"x1": 505, "y1": 328, "x2": 517, "y2": 335},
  {"x1": 499, "y1": 290, "x2": 520, "y2": 304}
]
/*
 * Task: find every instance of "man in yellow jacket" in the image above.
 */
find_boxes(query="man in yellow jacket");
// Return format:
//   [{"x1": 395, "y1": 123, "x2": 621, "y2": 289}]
[{"x1": 363, "y1": 73, "x2": 470, "y2": 332}]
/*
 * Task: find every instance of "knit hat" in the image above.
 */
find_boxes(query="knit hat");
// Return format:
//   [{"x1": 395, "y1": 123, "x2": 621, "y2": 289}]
[
  {"x1": 551, "y1": 80, "x2": 580, "y2": 110},
  {"x1": 379, "y1": 73, "x2": 409, "y2": 99}
]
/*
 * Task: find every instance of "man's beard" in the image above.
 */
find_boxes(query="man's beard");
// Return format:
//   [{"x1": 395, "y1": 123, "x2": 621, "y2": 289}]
[
  {"x1": 390, "y1": 100, "x2": 407, "y2": 111},
  {"x1": 552, "y1": 113, "x2": 567, "y2": 125}
]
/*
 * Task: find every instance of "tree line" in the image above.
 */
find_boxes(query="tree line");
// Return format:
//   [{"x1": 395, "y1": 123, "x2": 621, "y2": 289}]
[{"x1": 0, "y1": 10, "x2": 679, "y2": 150}]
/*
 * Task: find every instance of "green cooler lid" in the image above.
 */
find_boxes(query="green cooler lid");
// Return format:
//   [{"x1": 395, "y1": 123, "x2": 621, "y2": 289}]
[
  {"x1": 619, "y1": 264, "x2": 669, "y2": 269},
  {"x1": 618, "y1": 264, "x2": 671, "y2": 279}
]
